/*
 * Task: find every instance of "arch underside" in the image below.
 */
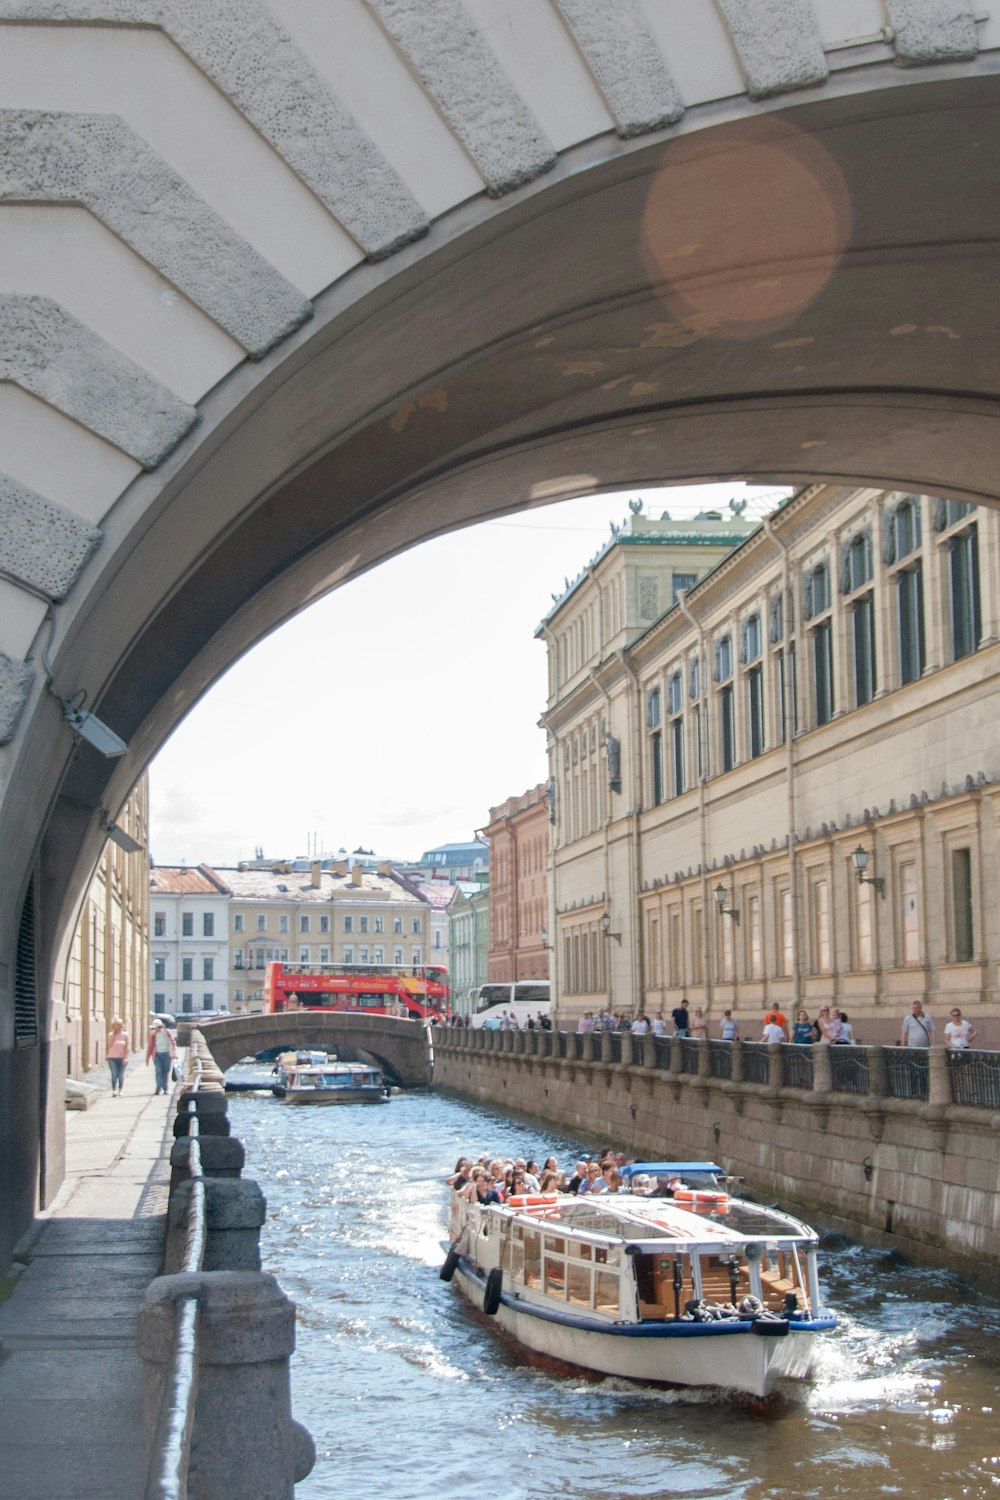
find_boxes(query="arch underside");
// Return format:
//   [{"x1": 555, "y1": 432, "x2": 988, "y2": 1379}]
[
  {"x1": 200, "y1": 1013, "x2": 431, "y2": 1088},
  {"x1": 4, "y1": 41, "x2": 1000, "y2": 1263}
]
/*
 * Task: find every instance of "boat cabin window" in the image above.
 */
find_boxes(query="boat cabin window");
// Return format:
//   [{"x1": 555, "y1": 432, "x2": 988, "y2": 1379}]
[
  {"x1": 565, "y1": 1262, "x2": 592, "y2": 1307},
  {"x1": 594, "y1": 1271, "x2": 619, "y2": 1316},
  {"x1": 523, "y1": 1229, "x2": 542, "y2": 1290}
]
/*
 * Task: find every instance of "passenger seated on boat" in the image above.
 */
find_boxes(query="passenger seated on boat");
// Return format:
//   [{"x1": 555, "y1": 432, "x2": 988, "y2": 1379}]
[
  {"x1": 447, "y1": 1158, "x2": 472, "y2": 1190},
  {"x1": 538, "y1": 1171, "x2": 560, "y2": 1193},
  {"x1": 514, "y1": 1159, "x2": 540, "y2": 1192},
  {"x1": 651, "y1": 1175, "x2": 684, "y2": 1198},
  {"x1": 565, "y1": 1160, "x2": 589, "y2": 1194},
  {"x1": 578, "y1": 1162, "x2": 604, "y2": 1195},
  {"x1": 631, "y1": 1173, "x2": 655, "y2": 1196},
  {"x1": 601, "y1": 1165, "x2": 622, "y2": 1193},
  {"x1": 459, "y1": 1167, "x2": 487, "y2": 1201}
]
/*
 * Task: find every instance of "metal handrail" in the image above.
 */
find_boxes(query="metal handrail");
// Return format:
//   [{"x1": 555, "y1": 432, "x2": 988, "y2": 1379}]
[{"x1": 145, "y1": 1057, "x2": 205, "y2": 1500}]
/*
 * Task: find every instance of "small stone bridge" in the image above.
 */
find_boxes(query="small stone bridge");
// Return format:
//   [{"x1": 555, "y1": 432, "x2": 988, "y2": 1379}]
[{"x1": 197, "y1": 1012, "x2": 433, "y2": 1089}]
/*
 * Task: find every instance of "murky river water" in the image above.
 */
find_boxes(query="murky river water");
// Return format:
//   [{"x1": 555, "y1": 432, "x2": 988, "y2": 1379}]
[{"x1": 228, "y1": 1087, "x2": 1000, "y2": 1500}]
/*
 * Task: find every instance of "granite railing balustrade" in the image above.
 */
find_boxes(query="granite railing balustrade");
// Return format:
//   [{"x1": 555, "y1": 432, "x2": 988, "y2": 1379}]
[{"x1": 442, "y1": 1028, "x2": 1000, "y2": 1110}]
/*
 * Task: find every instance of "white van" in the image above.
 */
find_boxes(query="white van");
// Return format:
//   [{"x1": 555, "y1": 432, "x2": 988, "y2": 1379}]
[{"x1": 466, "y1": 980, "x2": 551, "y2": 1030}]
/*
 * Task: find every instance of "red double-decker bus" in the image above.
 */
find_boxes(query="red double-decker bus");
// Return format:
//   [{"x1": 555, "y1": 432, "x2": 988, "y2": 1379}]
[{"x1": 265, "y1": 961, "x2": 449, "y2": 1021}]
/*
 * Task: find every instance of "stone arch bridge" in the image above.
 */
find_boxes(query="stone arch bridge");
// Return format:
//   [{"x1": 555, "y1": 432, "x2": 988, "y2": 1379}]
[
  {"x1": 4, "y1": 0, "x2": 1000, "y2": 1265},
  {"x1": 199, "y1": 1012, "x2": 433, "y2": 1089}
]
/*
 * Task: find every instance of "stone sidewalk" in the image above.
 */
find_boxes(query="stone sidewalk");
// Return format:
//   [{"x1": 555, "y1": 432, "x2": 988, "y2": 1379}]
[{"x1": 0, "y1": 1054, "x2": 176, "y2": 1499}]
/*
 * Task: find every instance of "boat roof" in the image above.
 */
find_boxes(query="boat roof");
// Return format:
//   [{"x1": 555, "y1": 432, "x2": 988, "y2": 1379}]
[
  {"x1": 620, "y1": 1162, "x2": 725, "y2": 1178},
  {"x1": 497, "y1": 1193, "x2": 815, "y2": 1248}
]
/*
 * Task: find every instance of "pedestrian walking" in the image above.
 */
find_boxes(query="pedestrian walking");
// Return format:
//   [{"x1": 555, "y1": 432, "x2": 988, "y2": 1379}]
[
  {"x1": 106, "y1": 1016, "x2": 130, "y2": 1096},
  {"x1": 145, "y1": 1017, "x2": 177, "y2": 1095}
]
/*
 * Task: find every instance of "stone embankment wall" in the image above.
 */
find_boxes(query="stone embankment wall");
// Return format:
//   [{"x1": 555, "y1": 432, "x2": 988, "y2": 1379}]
[{"x1": 434, "y1": 1031, "x2": 1000, "y2": 1288}]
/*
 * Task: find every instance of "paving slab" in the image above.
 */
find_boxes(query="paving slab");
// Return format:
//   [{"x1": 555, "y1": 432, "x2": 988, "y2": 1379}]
[{"x1": 0, "y1": 1054, "x2": 178, "y2": 1499}]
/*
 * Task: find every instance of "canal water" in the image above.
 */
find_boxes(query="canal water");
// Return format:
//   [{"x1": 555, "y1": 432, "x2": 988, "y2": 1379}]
[{"x1": 228, "y1": 1087, "x2": 1000, "y2": 1500}]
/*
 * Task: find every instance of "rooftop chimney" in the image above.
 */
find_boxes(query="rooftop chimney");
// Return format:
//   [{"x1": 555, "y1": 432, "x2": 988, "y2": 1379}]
[
  {"x1": 377, "y1": 861, "x2": 392, "y2": 876},
  {"x1": 334, "y1": 859, "x2": 348, "y2": 877},
  {"x1": 351, "y1": 862, "x2": 363, "y2": 886},
  {"x1": 310, "y1": 859, "x2": 322, "y2": 888}
]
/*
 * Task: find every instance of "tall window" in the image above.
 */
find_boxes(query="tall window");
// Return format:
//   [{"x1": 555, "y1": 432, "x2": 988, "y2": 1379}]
[
  {"x1": 279, "y1": 914, "x2": 289, "y2": 933},
  {"x1": 181, "y1": 957, "x2": 192, "y2": 981},
  {"x1": 300, "y1": 914, "x2": 310, "y2": 933},
  {"x1": 203, "y1": 913, "x2": 214, "y2": 937},
  {"x1": 375, "y1": 915, "x2": 384, "y2": 933},
  {"x1": 343, "y1": 945, "x2": 354, "y2": 964},
  {"x1": 668, "y1": 671, "x2": 684, "y2": 795},
  {"x1": 182, "y1": 913, "x2": 193, "y2": 937},
  {"x1": 949, "y1": 525, "x2": 981, "y2": 661},
  {"x1": 154, "y1": 912, "x2": 165, "y2": 937},
  {"x1": 648, "y1": 687, "x2": 663, "y2": 806},
  {"x1": 720, "y1": 910, "x2": 734, "y2": 982},
  {"x1": 343, "y1": 915, "x2": 353, "y2": 932},
  {"x1": 720, "y1": 687, "x2": 735, "y2": 770},
  {"x1": 256, "y1": 913, "x2": 267, "y2": 932},
  {"x1": 669, "y1": 911, "x2": 682, "y2": 988},
  {"x1": 319, "y1": 914, "x2": 330, "y2": 933},
  {"x1": 203, "y1": 957, "x2": 214, "y2": 981},
  {"x1": 393, "y1": 916, "x2": 403, "y2": 934},
  {"x1": 358, "y1": 946, "x2": 369, "y2": 964},
  {"x1": 691, "y1": 907, "x2": 703, "y2": 984},
  {"x1": 153, "y1": 957, "x2": 165, "y2": 982},
  {"x1": 900, "y1": 860, "x2": 920, "y2": 964},
  {"x1": 842, "y1": 528, "x2": 876, "y2": 707},
  {"x1": 888, "y1": 499, "x2": 925, "y2": 685},
  {"x1": 747, "y1": 666, "x2": 764, "y2": 758},
  {"x1": 813, "y1": 620, "x2": 834, "y2": 726},
  {"x1": 412, "y1": 918, "x2": 421, "y2": 934},
  {"x1": 855, "y1": 877, "x2": 873, "y2": 970},
  {"x1": 233, "y1": 913, "x2": 244, "y2": 933},
  {"x1": 393, "y1": 946, "x2": 404, "y2": 965},
  {"x1": 779, "y1": 889, "x2": 793, "y2": 977},
  {"x1": 747, "y1": 895, "x2": 762, "y2": 980},
  {"x1": 852, "y1": 596, "x2": 876, "y2": 707},
  {"x1": 812, "y1": 880, "x2": 831, "y2": 973},
  {"x1": 716, "y1": 628, "x2": 734, "y2": 773},
  {"x1": 897, "y1": 565, "x2": 925, "y2": 684},
  {"x1": 951, "y1": 848, "x2": 973, "y2": 962}
]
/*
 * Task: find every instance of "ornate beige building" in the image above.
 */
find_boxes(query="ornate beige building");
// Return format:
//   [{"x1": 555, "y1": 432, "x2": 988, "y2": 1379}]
[
  {"x1": 542, "y1": 488, "x2": 999, "y2": 1044},
  {"x1": 65, "y1": 778, "x2": 150, "y2": 1076}
]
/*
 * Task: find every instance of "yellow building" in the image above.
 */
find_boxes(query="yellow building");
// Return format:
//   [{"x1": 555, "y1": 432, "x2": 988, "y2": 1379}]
[
  {"x1": 224, "y1": 859, "x2": 430, "y2": 1010},
  {"x1": 542, "y1": 487, "x2": 999, "y2": 1045},
  {"x1": 65, "y1": 778, "x2": 150, "y2": 1075}
]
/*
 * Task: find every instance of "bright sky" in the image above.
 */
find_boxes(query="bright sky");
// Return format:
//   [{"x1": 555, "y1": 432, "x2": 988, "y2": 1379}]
[{"x1": 149, "y1": 482, "x2": 786, "y2": 867}]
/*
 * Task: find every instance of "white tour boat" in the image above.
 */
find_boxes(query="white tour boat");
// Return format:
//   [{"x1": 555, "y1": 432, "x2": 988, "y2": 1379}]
[
  {"x1": 273, "y1": 1051, "x2": 388, "y2": 1105},
  {"x1": 441, "y1": 1162, "x2": 835, "y2": 1399}
]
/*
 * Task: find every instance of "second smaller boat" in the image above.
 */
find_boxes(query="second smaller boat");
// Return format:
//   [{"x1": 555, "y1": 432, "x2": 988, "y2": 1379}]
[{"x1": 273, "y1": 1050, "x2": 388, "y2": 1105}]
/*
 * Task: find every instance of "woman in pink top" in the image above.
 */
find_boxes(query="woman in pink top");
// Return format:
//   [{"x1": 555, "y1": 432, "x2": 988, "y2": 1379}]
[{"x1": 106, "y1": 1017, "x2": 130, "y2": 1096}]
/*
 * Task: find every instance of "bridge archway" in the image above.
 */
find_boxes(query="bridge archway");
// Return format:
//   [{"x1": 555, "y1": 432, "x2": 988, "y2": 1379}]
[
  {"x1": 4, "y1": 6, "x2": 1000, "y2": 1260},
  {"x1": 198, "y1": 1013, "x2": 433, "y2": 1090}
]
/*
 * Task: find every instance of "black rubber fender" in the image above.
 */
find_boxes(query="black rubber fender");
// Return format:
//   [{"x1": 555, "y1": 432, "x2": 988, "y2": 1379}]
[
  {"x1": 439, "y1": 1247, "x2": 461, "y2": 1282},
  {"x1": 483, "y1": 1267, "x2": 503, "y2": 1315}
]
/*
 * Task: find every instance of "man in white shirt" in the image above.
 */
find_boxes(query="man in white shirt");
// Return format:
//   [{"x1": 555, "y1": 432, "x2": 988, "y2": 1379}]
[
  {"x1": 761, "y1": 1017, "x2": 786, "y2": 1043},
  {"x1": 631, "y1": 1014, "x2": 649, "y2": 1036}
]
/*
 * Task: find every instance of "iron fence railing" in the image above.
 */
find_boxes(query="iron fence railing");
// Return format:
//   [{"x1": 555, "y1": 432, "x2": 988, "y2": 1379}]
[
  {"x1": 145, "y1": 1058, "x2": 204, "y2": 1500},
  {"x1": 781, "y1": 1045, "x2": 814, "y2": 1089},
  {"x1": 444, "y1": 1028, "x2": 1000, "y2": 1110},
  {"x1": 885, "y1": 1047, "x2": 929, "y2": 1101},
  {"x1": 741, "y1": 1042, "x2": 770, "y2": 1085},
  {"x1": 679, "y1": 1039, "x2": 701, "y2": 1075},
  {"x1": 829, "y1": 1045, "x2": 871, "y2": 1094},
  {"x1": 708, "y1": 1041, "x2": 732, "y2": 1079},
  {"x1": 947, "y1": 1048, "x2": 1000, "y2": 1108}
]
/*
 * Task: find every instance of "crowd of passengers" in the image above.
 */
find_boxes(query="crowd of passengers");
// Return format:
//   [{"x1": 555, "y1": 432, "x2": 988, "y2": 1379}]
[{"x1": 446, "y1": 1150, "x2": 687, "y2": 1204}]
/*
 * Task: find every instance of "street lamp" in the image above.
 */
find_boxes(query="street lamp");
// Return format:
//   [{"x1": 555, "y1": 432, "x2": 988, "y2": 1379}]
[
  {"x1": 851, "y1": 845, "x2": 885, "y2": 898},
  {"x1": 714, "y1": 884, "x2": 740, "y2": 924},
  {"x1": 601, "y1": 912, "x2": 622, "y2": 945}
]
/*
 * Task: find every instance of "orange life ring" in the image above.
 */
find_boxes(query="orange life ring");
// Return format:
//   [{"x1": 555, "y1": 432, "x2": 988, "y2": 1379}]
[
  {"x1": 673, "y1": 1188, "x2": 730, "y2": 1208},
  {"x1": 506, "y1": 1192, "x2": 560, "y2": 1210}
]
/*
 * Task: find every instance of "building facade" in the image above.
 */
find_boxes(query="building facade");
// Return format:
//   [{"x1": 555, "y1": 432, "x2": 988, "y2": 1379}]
[
  {"x1": 447, "y1": 880, "x2": 490, "y2": 1005},
  {"x1": 223, "y1": 860, "x2": 430, "y2": 1010},
  {"x1": 65, "y1": 779, "x2": 150, "y2": 1075},
  {"x1": 149, "y1": 865, "x2": 233, "y2": 1015},
  {"x1": 481, "y1": 784, "x2": 550, "y2": 984},
  {"x1": 542, "y1": 487, "x2": 1000, "y2": 1043}
]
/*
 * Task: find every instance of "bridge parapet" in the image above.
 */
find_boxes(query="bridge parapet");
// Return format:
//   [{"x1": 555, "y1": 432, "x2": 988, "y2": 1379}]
[
  {"x1": 139, "y1": 1034, "x2": 314, "y2": 1497},
  {"x1": 198, "y1": 1011, "x2": 433, "y2": 1087}
]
